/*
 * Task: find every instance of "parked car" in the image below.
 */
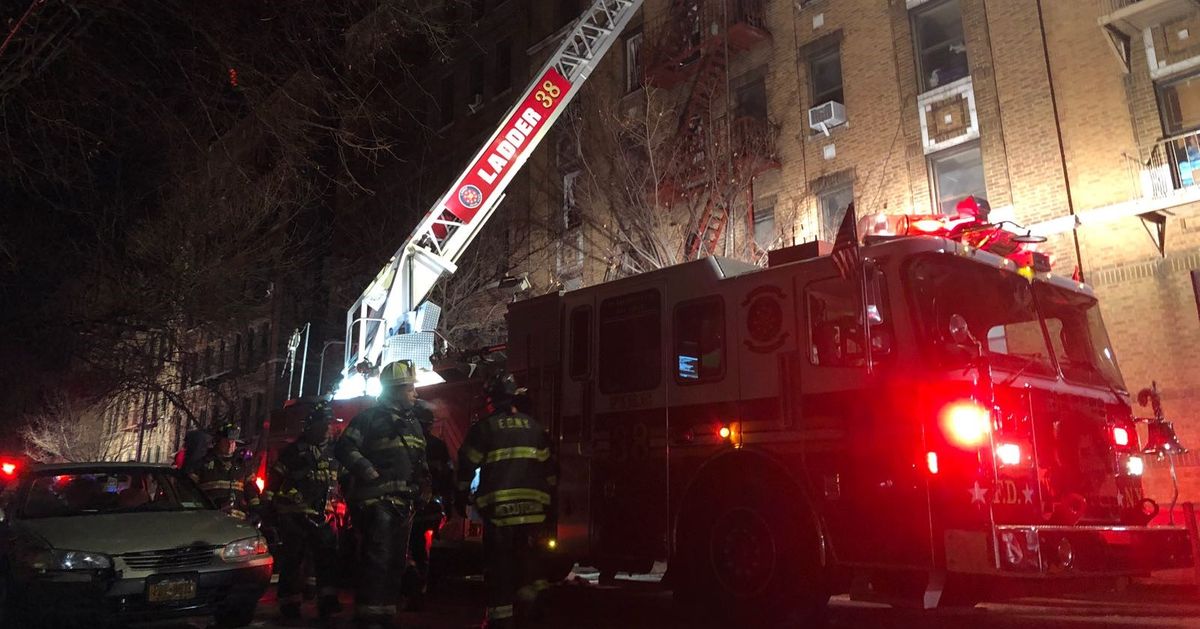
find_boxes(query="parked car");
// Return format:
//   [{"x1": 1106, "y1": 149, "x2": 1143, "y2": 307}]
[{"x1": 0, "y1": 462, "x2": 272, "y2": 627}]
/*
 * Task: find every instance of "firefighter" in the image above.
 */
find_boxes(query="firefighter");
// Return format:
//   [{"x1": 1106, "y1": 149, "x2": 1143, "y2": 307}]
[
  {"x1": 336, "y1": 360, "x2": 428, "y2": 629},
  {"x1": 455, "y1": 374, "x2": 556, "y2": 629},
  {"x1": 190, "y1": 422, "x2": 260, "y2": 520},
  {"x1": 404, "y1": 399, "x2": 454, "y2": 611},
  {"x1": 266, "y1": 402, "x2": 342, "y2": 620}
]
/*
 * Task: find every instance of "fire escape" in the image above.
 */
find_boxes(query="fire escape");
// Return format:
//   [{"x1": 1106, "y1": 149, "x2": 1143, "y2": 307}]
[{"x1": 643, "y1": 0, "x2": 777, "y2": 261}]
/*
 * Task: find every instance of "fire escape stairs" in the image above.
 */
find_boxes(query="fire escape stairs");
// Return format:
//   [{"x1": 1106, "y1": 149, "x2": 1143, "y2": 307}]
[{"x1": 671, "y1": 50, "x2": 730, "y2": 260}]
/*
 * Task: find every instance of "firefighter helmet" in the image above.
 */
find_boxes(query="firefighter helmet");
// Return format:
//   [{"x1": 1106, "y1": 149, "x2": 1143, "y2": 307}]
[
  {"x1": 379, "y1": 360, "x2": 416, "y2": 388},
  {"x1": 484, "y1": 373, "x2": 518, "y2": 405},
  {"x1": 213, "y1": 422, "x2": 243, "y2": 443},
  {"x1": 304, "y1": 400, "x2": 333, "y2": 427}
]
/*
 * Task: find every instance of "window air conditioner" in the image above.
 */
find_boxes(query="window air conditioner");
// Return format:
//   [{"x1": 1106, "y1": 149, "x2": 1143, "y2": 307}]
[
  {"x1": 468, "y1": 93, "x2": 484, "y2": 114},
  {"x1": 808, "y1": 101, "x2": 847, "y2": 136}
]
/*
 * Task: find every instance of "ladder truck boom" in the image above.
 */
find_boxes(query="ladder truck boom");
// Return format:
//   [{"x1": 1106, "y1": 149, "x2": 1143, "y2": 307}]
[{"x1": 342, "y1": 0, "x2": 642, "y2": 386}]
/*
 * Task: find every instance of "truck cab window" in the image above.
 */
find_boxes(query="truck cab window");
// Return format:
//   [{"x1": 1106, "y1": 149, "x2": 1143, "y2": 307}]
[
  {"x1": 808, "y1": 275, "x2": 890, "y2": 367},
  {"x1": 599, "y1": 289, "x2": 662, "y2": 393},
  {"x1": 674, "y1": 297, "x2": 724, "y2": 382},
  {"x1": 810, "y1": 279, "x2": 861, "y2": 366}
]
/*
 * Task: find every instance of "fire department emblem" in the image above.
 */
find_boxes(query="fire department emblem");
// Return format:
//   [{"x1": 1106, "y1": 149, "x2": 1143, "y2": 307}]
[
  {"x1": 458, "y1": 184, "x2": 483, "y2": 209},
  {"x1": 742, "y1": 285, "x2": 789, "y2": 353}
]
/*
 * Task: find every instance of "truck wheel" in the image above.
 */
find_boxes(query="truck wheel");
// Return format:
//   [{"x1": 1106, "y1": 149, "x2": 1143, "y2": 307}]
[{"x1": 674, "y1": 473, "x2": 828, "y2": 626}]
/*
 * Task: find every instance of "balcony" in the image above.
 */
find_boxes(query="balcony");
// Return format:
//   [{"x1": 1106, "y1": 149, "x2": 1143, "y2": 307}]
[
  {"x1": 1130, "y1": 128, "x2": 1200, "y2": 198},
  {"x1": 643, "y1": 0, "x2": 770, "y2": 88},
  {"x1": 1099, "y1": 0, "x2": 1200, "y2": 37}
]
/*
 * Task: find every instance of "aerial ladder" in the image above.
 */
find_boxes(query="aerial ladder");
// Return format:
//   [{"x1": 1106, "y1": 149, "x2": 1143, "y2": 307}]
[{"x1": 341, "y1": 0, "x2": 642, "y2": 387}]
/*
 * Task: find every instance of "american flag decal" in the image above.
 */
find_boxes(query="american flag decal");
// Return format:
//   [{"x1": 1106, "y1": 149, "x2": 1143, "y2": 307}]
[{"x1": 831, "y1": 202, "x2": 860, "y2": 279}]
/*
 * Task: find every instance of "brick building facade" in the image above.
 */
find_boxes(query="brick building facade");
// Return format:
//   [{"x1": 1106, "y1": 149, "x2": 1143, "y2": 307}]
[
  {"x1": 336, "y1": 0, "x2": 1200, "y2": 499},
  {"x1": 503, "y1": 0, "x2": 1200, "y2": 501}
]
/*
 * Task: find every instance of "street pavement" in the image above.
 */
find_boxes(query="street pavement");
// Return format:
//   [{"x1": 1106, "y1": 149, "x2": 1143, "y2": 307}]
[{"x1": 148, "y1": 569, "x2": 1200, "y2": 629}]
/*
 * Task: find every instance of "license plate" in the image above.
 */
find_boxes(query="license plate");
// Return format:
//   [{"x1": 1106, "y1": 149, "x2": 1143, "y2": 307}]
[{"x1": 146, "y1": 574, "x2": 198, "y2": 603}]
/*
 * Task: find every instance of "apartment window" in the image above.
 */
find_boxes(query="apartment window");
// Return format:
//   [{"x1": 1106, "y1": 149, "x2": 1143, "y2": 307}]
[
  {"x1": 563, "y1": 170, "x2": 583, "y2": 230},
  {"x1": 245, "y1": 328, "x2": 255, "y2": 365},
  {"x1": 819, "y1": 185, "x2": 855, "y2": 242},
  {"x1": 218, "y1": 340, "x2": 226, "y2": 372},
  {"x1": 233, "y1": 333, "x2": 242, "y2": 370},
  {"x1": 735, "y1": 75, "x2": 768, "y2": 120},
  {"x1": 1159, "y1": 74, "x2": 1200, "y2": 134},
  {"x1": 439, "y1": 75, "x2": 455, "y2": 127},
  {"x1": 753, "y1": 200, "x2": 776, "y2": 248},
  {"x1": 625, "y1": 31, "x2": 644, "y2": 93},
  {"x1": 495, "y1": 40, "x2": 512, "y2": 94},
  {"x1": 203, "y1": 346, "x2": 213, "y2": 377},
  {"x1": 598, "y1": 289, "x2": 662, "y2": 393},
  {"x1": 929, "y1": 142, "x2": 985, "y2": 215},
  {"x1": 674, "y1": 297, "x2": 725, "y2": 382},
  {"x1": 469, "y1": 57, "x2": 485, "y2": 112},
  {"x1": 912, "y1": 0, "x2": 968, "y2": 91},
  {"x1": 811, "y1": 45, "x2": 843, "y2": 106}
]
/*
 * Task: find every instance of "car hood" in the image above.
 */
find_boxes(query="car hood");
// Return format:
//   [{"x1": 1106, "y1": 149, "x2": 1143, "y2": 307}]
[{"x1": 17, "y1": 510, "x2": 257, "y2": 554}]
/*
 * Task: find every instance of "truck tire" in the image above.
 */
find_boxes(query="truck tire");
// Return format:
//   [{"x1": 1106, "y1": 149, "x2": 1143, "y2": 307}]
[{"x1": 673, "y1": 469, "x2": 828, "y2": 626}]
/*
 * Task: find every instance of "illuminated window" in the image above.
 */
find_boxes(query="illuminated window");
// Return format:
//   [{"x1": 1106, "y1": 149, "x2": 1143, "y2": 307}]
[
  {"x1": 912, "y1": 0, "x2": 968, "y2": 91},
  {"x1": 599, "y1": 290, "x2": 661, "y2": 393},
  {"x1": 819, "y1": 185, "x2": 854, "y2": 242},
  {"x1": 929, "y1": 142, "x2": 985, "y2": 215},
  {"x1": 811, "y1": 45, "x2": 843, "y2": 106},
  {"x1": 674, "y1": 297, "x2": 724, "y2": 383},
  {"x1": 625, "y1": 31, "x2": 643, "y2": 93},
  {"x1": 753, "y1": 200, "x2": 776, "y2": 249}
]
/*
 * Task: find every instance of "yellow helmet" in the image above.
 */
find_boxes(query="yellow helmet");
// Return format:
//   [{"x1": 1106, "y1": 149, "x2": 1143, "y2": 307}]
[{"x1": 379, "y1": 360, "x2": 416, "y2": 387}]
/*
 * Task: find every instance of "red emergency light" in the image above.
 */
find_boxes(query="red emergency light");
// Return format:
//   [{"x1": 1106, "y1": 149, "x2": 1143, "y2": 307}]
[
  {"x1": 1112, "y1": 426, "x2": 1130, "y2": 448},
  {"x1": 254, "y1": 476, "x2": 265, "y2": 493},
  {"x1": 940, "y1": 401, "x2": 991, "y2": 449},
  {"x1": 925, "y1": 451, "x2": 939, "y2": 475},
  {"x1": 0, "y1": 461, "x2": 17, "y2": 477},
  {"x1": 995, "y1": 443, "x2": 1022, "y2": 466}
]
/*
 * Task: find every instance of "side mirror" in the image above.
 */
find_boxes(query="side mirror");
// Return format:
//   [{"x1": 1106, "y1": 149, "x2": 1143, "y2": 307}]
[{"x1": 948, "y1": 314, "x2": 974, "y2": 346}]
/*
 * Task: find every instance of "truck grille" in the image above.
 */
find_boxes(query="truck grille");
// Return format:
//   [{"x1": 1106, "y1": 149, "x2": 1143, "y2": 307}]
[{"x1": 119, "y1": 545, "x2": 218, "y2": 571}]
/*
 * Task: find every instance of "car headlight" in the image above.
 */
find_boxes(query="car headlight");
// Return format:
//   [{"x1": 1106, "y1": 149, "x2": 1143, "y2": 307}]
[
  {"x1": 220, "y1": 536, "x2": 269, "y2": 562},
  {"x1": 23, "y1": 549, "x2": 112, "y2": 571}
]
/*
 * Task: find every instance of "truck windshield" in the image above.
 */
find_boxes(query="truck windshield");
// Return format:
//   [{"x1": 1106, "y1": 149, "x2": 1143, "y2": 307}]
[
  {"x1": 1032, "y1": 282, "x2": 1126, "y2": 391},
  {"x1": 907, "y1": 255, "x2": 1055, "y2": 376}
]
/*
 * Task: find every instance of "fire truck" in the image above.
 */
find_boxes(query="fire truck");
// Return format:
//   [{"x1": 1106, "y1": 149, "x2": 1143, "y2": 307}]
[
  {"x1": 334, "y1": 0, "x2": 1194, "y2": 622},
  {"x1": 499, "y1": 214, "x2": 1195, "y2": 620}
]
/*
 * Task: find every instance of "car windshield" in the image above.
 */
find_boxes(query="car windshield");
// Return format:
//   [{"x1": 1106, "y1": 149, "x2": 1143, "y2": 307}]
[
  {"x1": 19, "y1": 468, "x2": 210, "y2": 519},
  {"x1": 1033, "y1": 281, "x2": 1126, "y2": 391},
  {"x1": 907, "y1": 255, "x2": 1056, "y2": 376}
]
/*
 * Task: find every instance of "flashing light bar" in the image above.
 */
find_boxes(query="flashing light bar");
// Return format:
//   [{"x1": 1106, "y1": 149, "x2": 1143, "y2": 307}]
[
  {"x1": 926, "y1": 451, "x2": 939, "y2": 475},
  {"x1": 1, "y1": 461, "x2": 16, "y2": 476}
]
